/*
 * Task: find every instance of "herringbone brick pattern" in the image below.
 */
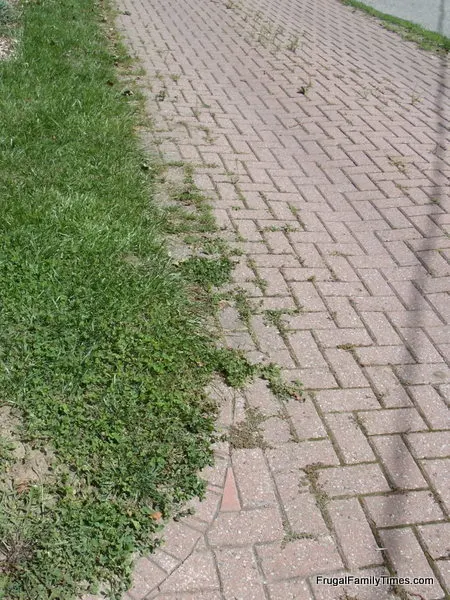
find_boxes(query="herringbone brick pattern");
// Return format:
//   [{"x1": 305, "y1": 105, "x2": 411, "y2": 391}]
[{"x1": 98, "y1": 0, "x2": 450, "y2": 597}]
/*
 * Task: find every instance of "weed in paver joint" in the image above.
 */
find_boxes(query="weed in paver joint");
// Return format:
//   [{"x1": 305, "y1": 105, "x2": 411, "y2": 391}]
[
  {"x1": 235, "y1": 185, "x2": 246, "y2": 204},
  {"x1": 304, "y1": 463, "x2": 329, "y2": 510},
  {"x1": 226, "y1": 170, "x2": 240, "y2": 185},
  {"x1": 257, "y1": 22, "x2": 276, "y2": 47},
  {"x1": 394, "y1": 181, "x2": 409, "y2": 193},
  {"x1": 286, "y1": 34, "x2": 300, "y2": 52},
  {"x1": 259, "y1": 363, "x2": 304, "y2": 402},
  {"x1": 199, "y1": 236, "x2": 230, "y2": 257},
  {"x1": 357, "y1": 86, "x2": 370, "y2": 100},
  {"x1": 228, "y1": 407, "x2": 267, "y2": 449},
  {"x1": 388, "y1": 156, "x2": 407, "y2": 173},
  {"x1": 264, "y1": 223, "x2": 299, "y2": 233},
  {"x1": 336, "y1": 343, "x2": 356, "y2": 351},
  {"x1": 172, "y1": 506, "x2": 195, "y2": 522},
  {"x1": 281, "y1": 530, "x2": 317, "y2": 548},
  {"x1": 264, "y1": 308, "x2": 300, "y2": 335},
  {"x1": 234, "y1": 289, "x2": 256, "y2": 327},
  {"x1": 198, "y1": 125, "x2": 215, "y2": 144},
  {"x1": 212, "y1": 349, "x2": 304, "y2": 402},
  {"x1": 247, "y1": 258, "x2": 268, "y2": 292},
  {"x1": 197, "y1": 162, "x2": 220, "y2": 169},
  {"x1": 288, "y1": 205, "x2": 306, "y2": 229},
  {"x1": 162, "y1": 168, "x2": 218, "y2": 234},
  {"x1": 264, "y1": 309, "x2": 286, "y2": 331},
  {"x1": 155, "y1": 87, "x2": 167, "y2": 101},
  {"x1": 273, "y1": 24, "x2": 285, "y2": 47},
  {"x1": 297, "y1": 80, "x2": 312, "y2": 96}
]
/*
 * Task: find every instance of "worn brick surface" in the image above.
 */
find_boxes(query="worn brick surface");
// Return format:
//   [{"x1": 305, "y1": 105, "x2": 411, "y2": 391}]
[
  {"x1": 157, "y1": 522, "x2": 203, "y2": 562},
  {"x1": 285, "y1": 397, "x2": 327, "y2": 440},
  {"x1": 157, "y1": 552, "x2": 220, "y2": 594},
  {"x1": 266, "y1": 579, "x2": 313, "y2": 600},
  {"x1": 380, "y1": 528, "x2": 445, "y2": 599},
  {"x1": 407, "y1": 431, "x2": 450, "y2": 458},
  {"x1": 275, "y1": 473, "x2": 330, "y2": 536},
  {"x1": 317, "y1": 463, "x2": 390, "y2": 497},
  {"x1": 421, "y1": 459, "x2": 450, "y2": 513},
  {"x1": 267, "y1": 440, "x2": 339, "y2": 472},
  {"x1": 215, "y1": 547, "x2": 265, "y2": 599},
  {"x1": 364, "y1": 491, "x2": 445, "y2": 527},
  {"x1": 364, "y1": 366, "x2": 412, "y2": 407},
  {"x1": 371, "y1": 434, "x2": 428, "y2": 490},
  {"x1": 207, "y1": 507, "x2": 284, "y2": 547},
  {"x1": 418, "y1": 522, "x2": 450, "y2": 560},
  {"x1": 315, "y1": 388, "x2": 380, "y2": 412},
  {"x1": 127, "y1": 558, "x2": 166, "y2": 600},
  {"x1": 232, "y1": 448, "x2": 277, "y2": 508},
  {"x1": 359, "y1": 407, "x2": 428, "y2": 434},
  {"x1": 327, "y1": 497, "x2": 383, "y2": 568},
  {"x1": 114, "y1": 0, "x2": 450, "y2": 596},
  {"x1": 256, "y1": 538, "x2": 343, "y2": 581},
  {"x1": 325, "y1": 412, "x2": 376, "y2": 464}
]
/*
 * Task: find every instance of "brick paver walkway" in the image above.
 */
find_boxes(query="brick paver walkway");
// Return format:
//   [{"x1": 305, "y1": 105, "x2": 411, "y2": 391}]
[{"x1": 109, "y1": 0, "x2": 449, "y2": 598}]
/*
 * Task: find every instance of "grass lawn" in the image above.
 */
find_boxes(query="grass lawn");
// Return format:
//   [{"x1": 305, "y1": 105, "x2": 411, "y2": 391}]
[
  {"x1": 341, "y1": 0, "x2": 450, "y2": 52},
  {"x1": 0, "y1": 0, "x2": 225, "y2": 597}
]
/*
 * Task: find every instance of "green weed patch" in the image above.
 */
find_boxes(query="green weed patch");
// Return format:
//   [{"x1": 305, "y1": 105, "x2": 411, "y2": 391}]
[{"x1": 0, "y1": 0, "x2": 221, "y2": 597}]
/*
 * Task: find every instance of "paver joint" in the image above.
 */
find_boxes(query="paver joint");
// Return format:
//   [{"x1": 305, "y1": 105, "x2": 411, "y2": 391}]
[{"x1": 101, "y1": 0, "x2": 450, "y2": 598}]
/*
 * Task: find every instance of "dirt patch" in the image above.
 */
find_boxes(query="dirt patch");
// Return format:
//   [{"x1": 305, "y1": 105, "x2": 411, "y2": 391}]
[
  {"x1": 0, "y1": 36, "x2": 13, "y2": 60},
  {"x1": 0, "y1": 406, "x2": 54, "y2": 494}
]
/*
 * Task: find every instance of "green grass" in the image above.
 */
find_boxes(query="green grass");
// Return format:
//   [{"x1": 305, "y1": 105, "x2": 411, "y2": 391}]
[
  {"x1": 341, "y1": 0, "x2": 450, "y2": 52},
  {"x1": 0, "y1": 0, "x2": 229, "y2": 597},
  {"x1": 0, "y1": 1, "x2": 307, "y2": 597},
  {"x1": 0, "y1": 0, "x2": 15, "y2": 39},
  {"x1": 0, "y1": 0, "x2": 13, "y2": 23}
]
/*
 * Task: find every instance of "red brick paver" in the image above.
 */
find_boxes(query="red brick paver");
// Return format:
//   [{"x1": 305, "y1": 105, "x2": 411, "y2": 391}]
[{"x1": 104, "y1": 0, "x2": 449, "y2": 598}]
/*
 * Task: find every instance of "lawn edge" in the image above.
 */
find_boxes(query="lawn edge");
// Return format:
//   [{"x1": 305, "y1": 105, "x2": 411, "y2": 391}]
[{"x1": 340, "y1": 0, "x2": 450, "y2": 53}]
